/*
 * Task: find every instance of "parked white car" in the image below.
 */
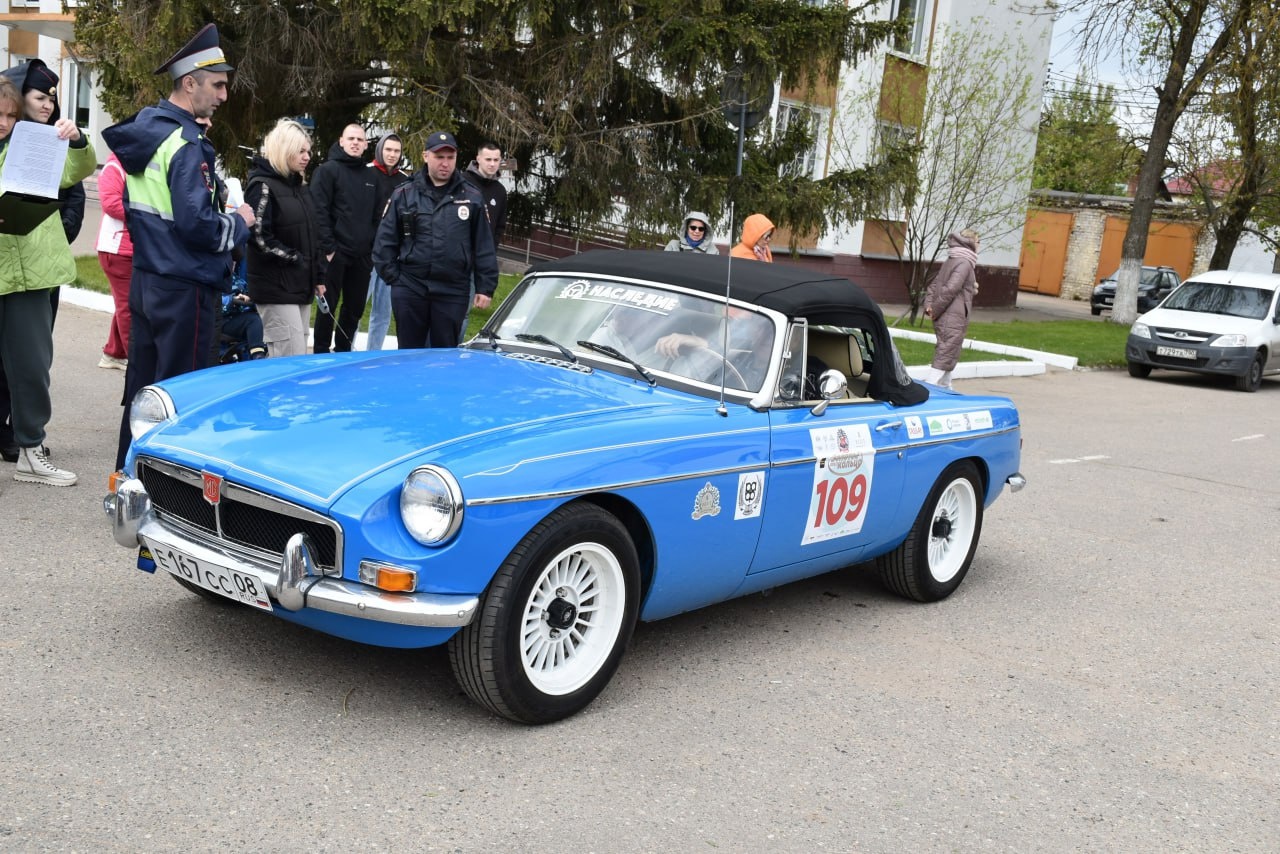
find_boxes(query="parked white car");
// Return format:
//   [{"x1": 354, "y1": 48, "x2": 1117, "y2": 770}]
[{"x1": 1126, "y1": 270, "x2": 1280, "y2": 392}]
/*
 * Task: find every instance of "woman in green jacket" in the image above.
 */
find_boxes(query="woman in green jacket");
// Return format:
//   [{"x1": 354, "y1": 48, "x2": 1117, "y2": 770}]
[{"x1": 0, "y1": 76, "x2": 97, "y2": 487}]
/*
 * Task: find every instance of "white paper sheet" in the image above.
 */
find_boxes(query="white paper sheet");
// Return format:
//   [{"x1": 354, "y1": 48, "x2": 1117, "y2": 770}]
[{"x1": 0, "y1": 121, "x2": 70, "y2": 199}]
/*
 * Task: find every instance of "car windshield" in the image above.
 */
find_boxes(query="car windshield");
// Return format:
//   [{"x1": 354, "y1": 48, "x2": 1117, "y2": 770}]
[
  {"x1": 488, "y1": 275, "x2": 777, "y2": 393},
  {"x1": 1160, "y1": 281, "x2": 1274, "y2": 319},
  {"x1": 1102, "y1": 269, "x2": 1160, "y2": 288}
]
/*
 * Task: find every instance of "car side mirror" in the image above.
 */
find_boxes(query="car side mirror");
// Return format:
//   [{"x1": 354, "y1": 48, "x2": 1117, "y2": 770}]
[{"x1": 809, "y1": 369, "x2": 848, "y2": 416}]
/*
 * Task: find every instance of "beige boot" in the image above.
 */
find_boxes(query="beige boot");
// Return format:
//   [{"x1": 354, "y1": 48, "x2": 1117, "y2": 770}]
[{"x1": 14, "y1": 446, "x2": 77, "y2": 487}]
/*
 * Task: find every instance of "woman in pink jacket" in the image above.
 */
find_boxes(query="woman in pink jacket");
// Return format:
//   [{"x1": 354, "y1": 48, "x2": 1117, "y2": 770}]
[
  {"x1": 923, "y1": 229, "x2": 979, "y2": 389},
  {"x1": 96, "y1": 152, "x2": 133, "y2": 370}
]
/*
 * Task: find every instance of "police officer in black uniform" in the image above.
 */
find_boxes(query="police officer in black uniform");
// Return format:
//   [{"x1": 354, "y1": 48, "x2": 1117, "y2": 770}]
[{"x1": 371, "y1": 132, "x2": 498, "y2": 349}]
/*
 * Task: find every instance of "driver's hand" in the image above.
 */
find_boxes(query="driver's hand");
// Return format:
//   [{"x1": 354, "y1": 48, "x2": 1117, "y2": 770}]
[{"x1": 655, "y1": 332, "x2": 705, "y2": 358}]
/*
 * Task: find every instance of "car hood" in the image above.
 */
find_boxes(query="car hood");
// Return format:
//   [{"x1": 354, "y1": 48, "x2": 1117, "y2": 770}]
[
  {"x1": 1136, "y1": 307, "x2": 1266, "y2": 336},
  {"x1": 134, "y1": 350, "x2": 694, "y2": 505}
]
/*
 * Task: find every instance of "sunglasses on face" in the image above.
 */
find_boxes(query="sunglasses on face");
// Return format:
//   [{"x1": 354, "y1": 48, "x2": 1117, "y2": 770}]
[{"x1": 687, "y1": 224, "x2": 706, "y2": 232}]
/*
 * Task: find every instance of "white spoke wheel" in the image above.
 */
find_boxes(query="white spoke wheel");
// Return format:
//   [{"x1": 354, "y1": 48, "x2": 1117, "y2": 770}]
[
  {"x1": 876, "y1": 462, "x2": 984, "y2": 602},
  {"x1": 449, "y1": 504, "x2": 639, "y2": 724}
]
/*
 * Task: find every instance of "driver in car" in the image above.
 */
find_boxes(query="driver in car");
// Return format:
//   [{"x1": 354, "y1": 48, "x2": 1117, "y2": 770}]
[{"x1": 654, "y1": 306, "x2": 773, "y2": 389}]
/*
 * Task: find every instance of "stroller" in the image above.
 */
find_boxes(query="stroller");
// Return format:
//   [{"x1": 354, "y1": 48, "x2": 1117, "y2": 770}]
[{"x1": 219, "y1": 259, "x2": 267, "y2": 364}]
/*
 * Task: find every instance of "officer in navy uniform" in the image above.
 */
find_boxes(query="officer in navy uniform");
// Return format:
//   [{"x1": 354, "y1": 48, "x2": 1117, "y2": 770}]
[
  {"x1": 103, "y1": 24, "x2": 255, "y2": 471},
  {"x1": 371, "y1": 131, "x2": 498, "y2": 349}
]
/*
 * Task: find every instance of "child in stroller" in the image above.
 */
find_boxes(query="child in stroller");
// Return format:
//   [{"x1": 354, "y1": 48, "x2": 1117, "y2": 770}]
[{"x1": 220, "y1": 261, "x2": 267, "y2": 363}]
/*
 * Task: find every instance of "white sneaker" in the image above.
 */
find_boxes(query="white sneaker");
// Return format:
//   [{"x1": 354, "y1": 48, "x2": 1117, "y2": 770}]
[
  {"x1": 14, "y1": 446, "x2": 77, "y2": 487},
  {"x1": 98, "y1": 354, "x2": 128, "y2": 370}
]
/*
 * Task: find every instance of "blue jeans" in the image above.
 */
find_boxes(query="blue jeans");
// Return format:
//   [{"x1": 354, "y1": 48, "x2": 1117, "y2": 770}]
[{"x1": 366, "y1": 268, "x2": 392, "y2": 351}]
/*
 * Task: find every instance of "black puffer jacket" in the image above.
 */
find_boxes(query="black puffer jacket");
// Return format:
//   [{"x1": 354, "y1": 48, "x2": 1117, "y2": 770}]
[
  {"x1": 310, "y1": 141, "x2": 378, "y2": 259},
  {"x1": 371, "y1": 169, "x2": 498, "y2": 299},
  {"x1": 244, "y1": 157, "x2": 325, "y2": 305}
]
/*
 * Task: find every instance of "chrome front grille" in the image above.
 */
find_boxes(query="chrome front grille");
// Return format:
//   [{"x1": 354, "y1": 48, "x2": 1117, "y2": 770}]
[{"x1": 137, "y1": 457, "x2": 342, "y2": 571}]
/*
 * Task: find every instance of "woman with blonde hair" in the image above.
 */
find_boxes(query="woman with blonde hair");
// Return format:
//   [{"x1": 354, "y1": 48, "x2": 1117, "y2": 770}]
[
  {"x1": 244, "y1": 118, "x2": 327, "y2": 356},
  {"x1": 0, "y1": 76, "x2": 96, "y2": 484}
]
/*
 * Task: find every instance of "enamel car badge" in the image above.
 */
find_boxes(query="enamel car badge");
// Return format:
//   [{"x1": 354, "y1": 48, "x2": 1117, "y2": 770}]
[
  {"x1": 691, "y1": 482, "x2": 721, "y2": 520},
  {"x1": 201, "y1": 471, "x2": 222, "y2": 505}
]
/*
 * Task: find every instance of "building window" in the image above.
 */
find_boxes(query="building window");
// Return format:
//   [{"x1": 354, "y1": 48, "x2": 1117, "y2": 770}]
[
  {"x1": 892, "y1": 0, "x2": 928, "y2": 56},
  {"x1": 75, "y1": 66, "x2": 92, "y2": 128},
  {"x1": 777, "y1": 101, "x2": 828, "y2": 179}
]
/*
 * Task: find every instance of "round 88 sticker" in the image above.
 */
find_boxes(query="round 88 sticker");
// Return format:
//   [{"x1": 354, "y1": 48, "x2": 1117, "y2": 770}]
[{"x1": 803, "y1": 424, "x2": 875, "y2": 545}]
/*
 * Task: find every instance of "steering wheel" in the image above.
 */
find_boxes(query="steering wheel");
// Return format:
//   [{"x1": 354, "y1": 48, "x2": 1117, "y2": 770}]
[{"x1": 671, "y1": 347, "x2": 748, "y2": 390}]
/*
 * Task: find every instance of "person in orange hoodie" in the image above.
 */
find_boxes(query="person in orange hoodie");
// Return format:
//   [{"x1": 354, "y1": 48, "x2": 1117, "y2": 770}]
[{"x1": 731, "y1": 213, "x2": 774, "y2": 262}]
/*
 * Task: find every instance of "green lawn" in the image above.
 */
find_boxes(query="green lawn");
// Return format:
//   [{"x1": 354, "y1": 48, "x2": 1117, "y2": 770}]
[
  {"x1": 74, "y1": 257, "x2": 1125, "y2": 366},
  {"x1": 895, "y1": 318, "x2": 1131, "y2": 368}
]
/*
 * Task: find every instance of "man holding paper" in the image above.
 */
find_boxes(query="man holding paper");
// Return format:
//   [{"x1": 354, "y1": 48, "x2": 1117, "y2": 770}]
[
  {"x1": 0, "y1": 75, "x2": 96, "y2": 486},
  {"x1": 103, "y1": 23, "x2": 255, "y2": 471}
]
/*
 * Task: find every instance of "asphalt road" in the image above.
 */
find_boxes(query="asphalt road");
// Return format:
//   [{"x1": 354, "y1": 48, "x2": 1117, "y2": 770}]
[{"x1": 2, "y1": 303, "x2": 1276, "y2": 852}]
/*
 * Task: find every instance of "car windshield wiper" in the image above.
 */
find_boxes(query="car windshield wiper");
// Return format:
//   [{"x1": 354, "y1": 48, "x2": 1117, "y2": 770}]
[
  {"x1": 516, "y1": 333, "x2": 577, "y2": 363},
  {"x1": 577, "y1": 340, "x2": 657, "y2": 386},
  {"x1": 479, "y1": 327, "x2": 501, "y2": 350}
]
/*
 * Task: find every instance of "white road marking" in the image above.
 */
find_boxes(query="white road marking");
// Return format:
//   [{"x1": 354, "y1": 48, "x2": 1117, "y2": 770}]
[
  {"x1": 1231, "y1": 434, "x2": 1265, "y2": 443},
  {"x1": 1049, "y1": 455, "x2": 1111, "y2": 465}
]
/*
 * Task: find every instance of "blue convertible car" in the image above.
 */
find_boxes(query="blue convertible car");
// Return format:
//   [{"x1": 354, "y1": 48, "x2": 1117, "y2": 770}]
[{"x1": 106, "y1": 250, "x2": 1024, "y2": 723}]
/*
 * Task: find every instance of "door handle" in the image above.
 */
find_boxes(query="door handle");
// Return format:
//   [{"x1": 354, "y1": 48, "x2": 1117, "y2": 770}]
[{"x1": 875, "y1": 420, "x2": 903, "y2": 432}]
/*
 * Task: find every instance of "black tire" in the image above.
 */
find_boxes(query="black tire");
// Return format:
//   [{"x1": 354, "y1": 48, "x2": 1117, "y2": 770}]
[
  {"x1": 1090, "y1": 306, "x2": 1102, "y2": 316},
  {"x1": 1235, "y1": 351, "x2": 1264, "y2": 392},
  {"x1": 449, "y1": 503, "x2": 640, "y2": 724},
  {"x1": 171, "y1": 574, "x2": 240, "y2": 606},
  {"x1": 876, "y1": 461, "x2": 984, "y2": 602},
  {"x1": 1128, "y1": 361, "x2": 1152, "y2": 378}
]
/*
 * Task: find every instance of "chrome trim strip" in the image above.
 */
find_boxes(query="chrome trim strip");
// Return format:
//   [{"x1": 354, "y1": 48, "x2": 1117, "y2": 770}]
[
  {"x1": 470, "y1": 425, "x2": 772, "y2": 478},
  {"x1": 110, "y1": 486, "x2": 477, "y2": 628},
  {"x1": 467, "y1": 462, "x2": 768, "y2": 506},
  {"x1": 467, "y1": 424, "x2": 1021, "y2": 503},
  {"x1": 768, "y1": 424, "x2": 1023, "y2": 464}
]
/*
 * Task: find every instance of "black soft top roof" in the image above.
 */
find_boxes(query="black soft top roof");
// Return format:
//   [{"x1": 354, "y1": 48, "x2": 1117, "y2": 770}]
[
  {"x1": 529, "y1": 249, "x2": 884, "y2": 326},
  {"x1": 527, "y1": 250, "x2": 928, "y2": 406}
]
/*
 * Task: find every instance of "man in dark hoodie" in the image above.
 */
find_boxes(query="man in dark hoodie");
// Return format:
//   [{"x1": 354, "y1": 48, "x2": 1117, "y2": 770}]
[
  {"x1": 372, "y1": 131, "x2": 498, "y2": 349},
  {"x1": 310, "y1": 123, "x2": 376, "y2": 352},
  {"x1": 102, "y1": 23, "x2": 255, "y2": 472},
  {"x1": 462, "y1": 141, "x2": 507, "y2": 245},
  {"x1": 365, "y1": 133, "x2": 409, "y2": 350}
]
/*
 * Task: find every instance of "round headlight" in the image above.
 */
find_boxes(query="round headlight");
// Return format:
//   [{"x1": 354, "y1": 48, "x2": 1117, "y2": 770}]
[
  {"x1": 400, "y1": 465, "x2": 463, "y2": 545},
  {"x1": 129, "y1": 387, "x2": 176, "y2": 440}
]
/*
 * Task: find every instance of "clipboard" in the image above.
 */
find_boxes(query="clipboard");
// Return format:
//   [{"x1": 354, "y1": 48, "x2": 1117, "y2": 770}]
[{"x1": 0, "y1": 192, "x2": 62, "y2": 236}]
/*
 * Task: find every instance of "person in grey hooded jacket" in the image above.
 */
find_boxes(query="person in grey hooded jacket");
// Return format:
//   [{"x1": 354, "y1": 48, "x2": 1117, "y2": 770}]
[{"x1": 664, "y1": 211, "x2": 718, "y2": 254}]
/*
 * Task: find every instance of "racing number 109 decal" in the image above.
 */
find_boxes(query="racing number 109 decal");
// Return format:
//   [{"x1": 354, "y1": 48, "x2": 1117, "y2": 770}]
[{"x1": 803, "y1": 425, "x2": 876, "y2": 545}]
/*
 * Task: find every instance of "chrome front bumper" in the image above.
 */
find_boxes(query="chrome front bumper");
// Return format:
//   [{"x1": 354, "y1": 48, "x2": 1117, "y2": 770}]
[{"x1": 104, "y1": 478, "x2": 478, "y2": 628}]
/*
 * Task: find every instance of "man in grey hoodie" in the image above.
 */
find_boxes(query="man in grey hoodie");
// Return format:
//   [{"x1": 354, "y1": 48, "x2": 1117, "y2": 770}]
[{"x1": 664, "y1": 211, "x2": 719, "y2": 254}]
